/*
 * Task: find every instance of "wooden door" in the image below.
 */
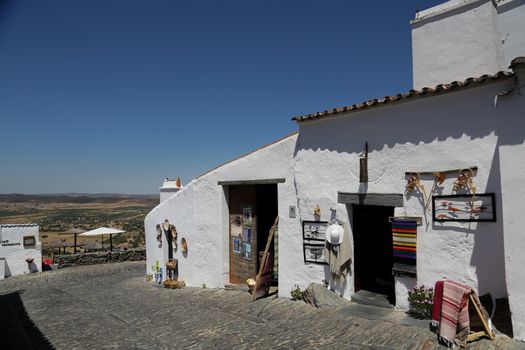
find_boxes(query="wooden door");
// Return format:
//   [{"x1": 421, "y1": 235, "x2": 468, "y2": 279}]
[{"x1": 229, "y1": 185, "x2": 258, "y2": 285}]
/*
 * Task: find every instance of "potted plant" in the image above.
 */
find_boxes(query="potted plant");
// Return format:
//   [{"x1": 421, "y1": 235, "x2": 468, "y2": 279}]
[{"x1": 408, "y1": 285, "x2": 434, "y2": 319}]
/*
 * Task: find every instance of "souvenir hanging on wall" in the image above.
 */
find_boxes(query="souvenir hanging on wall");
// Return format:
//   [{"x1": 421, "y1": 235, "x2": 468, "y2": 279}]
[
  {"x1": 242, "y1": 242, "x2": 252, "y2": 259},
  {"x1": 406, "y1": 168, "x2": 478, "y2": 212},
  {"x1": 302, "y1": 221, "x2": 328, "y2": 265},
  {"x1": 302, "y1": 221, "x2": 327, "y2": 241},
  {"x1": 392, "y1": 220, "x2": 417, "y2": 277},
  {"x1": 242, "y1": 227, "x2": 252, "y2": 243},
  {"x1": 232, "y1": 237, "x2": 241, "y2": 253},
  {"x1": 359, "y1": 141, "x2": 368, "y2": 183},
  {"x1": 303, "y1": 243, "x2": 327, "y2": 264},
  {"x1": 170, "y1": 225, "x2": 178, "y2": 250},
  {"x1": 163, "y1": 219, "x2": 170, "y2": 232},
  {"x1": 423, "y1": 172, "x2": 446, "y2": 210},
  {"x1": 242, "y1": 207, "x2": 252, "y2": 227},
  {"x1": 405, "y1": 173, "x2": 426, "y2": 197},
  {"x1": 156, "y1": 224, "x2": 162, "y2": 248},
  {"x1": 181, "y1": 238, "x2": 188, "y2": 254},
  {"x1": 432, "y1": 193, "x2": 496, "y2": 222},
  {"x1": 453, "y1": 169, "x2": 477, "y2": 196},
  {"x1": 314, "y1": 205, "x2": 321, "y2": 220},
  {"x1": 230, "y1": 215, "x2": 242, "y2": 238}
]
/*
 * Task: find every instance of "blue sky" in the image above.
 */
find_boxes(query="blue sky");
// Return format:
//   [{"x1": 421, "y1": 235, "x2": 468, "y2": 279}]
[{"x1": 0, "y1": 0, "x2": 444, "y2": 194}]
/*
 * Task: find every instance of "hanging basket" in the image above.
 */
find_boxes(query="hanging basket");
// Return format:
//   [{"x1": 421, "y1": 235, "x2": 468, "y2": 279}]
[{"x1": 166, "y1": 259, "x2": 177, "y2": 270}]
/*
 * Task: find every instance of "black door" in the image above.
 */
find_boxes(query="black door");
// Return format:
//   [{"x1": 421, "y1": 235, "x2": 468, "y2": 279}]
[{"x1": 352, "y1": 204, "x2": 395, "y2": 304}]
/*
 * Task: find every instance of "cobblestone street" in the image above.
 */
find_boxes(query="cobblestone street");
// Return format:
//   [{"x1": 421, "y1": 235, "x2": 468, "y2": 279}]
[{"x1": 0, "y1": 262, "x2": 523, "y2": 350}]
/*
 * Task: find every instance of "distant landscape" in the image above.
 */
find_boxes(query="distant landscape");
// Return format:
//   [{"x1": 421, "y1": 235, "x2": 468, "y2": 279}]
[{"x1": 0, "y1": 194, "x2": 159, "y2": 258}]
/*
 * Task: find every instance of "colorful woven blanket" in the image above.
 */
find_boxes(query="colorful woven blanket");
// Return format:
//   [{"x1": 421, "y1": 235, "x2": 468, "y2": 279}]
[
  {"x1": 391, "y1": 220, "x2": 417, "y2": 277},
  {"x1": 432, "y1": 280, "x2": 472, "y2": 348}
]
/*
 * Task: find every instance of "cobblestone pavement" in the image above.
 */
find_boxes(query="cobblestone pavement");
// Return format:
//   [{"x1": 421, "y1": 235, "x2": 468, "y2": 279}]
[{"x1": 1, "y1": 262, "x2": 524, "y2": 350}]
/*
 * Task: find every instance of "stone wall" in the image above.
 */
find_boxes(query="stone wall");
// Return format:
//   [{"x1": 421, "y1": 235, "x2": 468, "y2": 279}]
[{"x1": 55, "y1": 249, "x2": 146, "y2": 269}]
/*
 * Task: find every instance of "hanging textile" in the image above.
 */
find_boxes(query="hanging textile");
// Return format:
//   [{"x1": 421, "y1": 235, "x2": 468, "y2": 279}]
[
  {"x1": 432, "y1": 280, "x2": 471, "y2": 348},
  {"x1": 392, "y1": 220, "x2": 417, "y2": 277}
]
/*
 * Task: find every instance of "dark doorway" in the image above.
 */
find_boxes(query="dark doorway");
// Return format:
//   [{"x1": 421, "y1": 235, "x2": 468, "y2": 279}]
[
  {"x1": 352, "y1": 204, "x2": 395, "y2": 304},
  {"x1": 228, "y1": 184, "x2": 278, "y2": 285}
]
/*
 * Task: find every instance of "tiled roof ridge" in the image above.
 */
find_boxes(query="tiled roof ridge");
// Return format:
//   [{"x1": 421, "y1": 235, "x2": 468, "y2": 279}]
[{"x1": 292, "y1": 70, "x2": 514, "y2": 122}]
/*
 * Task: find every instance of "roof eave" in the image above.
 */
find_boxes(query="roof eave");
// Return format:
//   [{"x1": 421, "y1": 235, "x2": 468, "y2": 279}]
[{"x1": 292, "y1": 71, "x2": 514, "y2": 123}]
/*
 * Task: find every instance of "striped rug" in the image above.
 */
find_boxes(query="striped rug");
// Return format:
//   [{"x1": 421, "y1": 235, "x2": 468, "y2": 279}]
[{"x1": 392, "y1": 220, "x2": 417, "y2": 277}]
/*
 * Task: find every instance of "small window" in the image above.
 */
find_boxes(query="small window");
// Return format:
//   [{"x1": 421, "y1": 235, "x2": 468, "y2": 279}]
[{"x1": 23, "y1": 236, "x2": 36, "y2": 246}]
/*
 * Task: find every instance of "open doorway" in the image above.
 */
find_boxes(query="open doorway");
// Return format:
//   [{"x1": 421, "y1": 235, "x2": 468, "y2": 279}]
[
  {"x1": 228, "y1": 184, "x2": 278, "y2": 286},
  {"x1": 352, "y1": 204, "x2": 395, "y2": 304}
]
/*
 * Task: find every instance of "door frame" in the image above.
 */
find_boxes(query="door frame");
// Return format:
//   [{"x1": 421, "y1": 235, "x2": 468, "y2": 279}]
[
  {"x1": 219, "y1": 178, "x2": 284, "y2": 286},
  {"x1": 337, "y1": 192, "x2": 404, "y2": 299}
]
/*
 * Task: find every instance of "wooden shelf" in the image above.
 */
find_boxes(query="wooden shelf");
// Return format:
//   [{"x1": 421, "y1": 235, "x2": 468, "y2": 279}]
[{"x1": 404, "y1": 167, "x2": 477, "y2": 176}]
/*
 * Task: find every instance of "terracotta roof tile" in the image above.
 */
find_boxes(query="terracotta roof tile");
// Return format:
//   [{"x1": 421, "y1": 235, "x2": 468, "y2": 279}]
[{"x1": 292, "y1": 71, "x2": 514, "y2": 122}]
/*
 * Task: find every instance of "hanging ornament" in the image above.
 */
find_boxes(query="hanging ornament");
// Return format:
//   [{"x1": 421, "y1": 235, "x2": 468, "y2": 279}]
[
  {"x1": 453, "y1": 169, "x2": 476, "y2": 195},
  {"x1": 314, "y1": 205, "x2": 321, "y2": 218}
]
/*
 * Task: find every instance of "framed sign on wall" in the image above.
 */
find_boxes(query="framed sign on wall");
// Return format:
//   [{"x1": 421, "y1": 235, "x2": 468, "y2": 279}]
[
  {"x1": 303, "y1": 243, "x2": 328, "y2": 265},
  {"x1": 302, "y1": 221, "x2": 328, "y2": 265},
  {"x1": 432, "y1": 193, "x2": 496, "y2": 222},
  {"x1": 302, "y1": 221, "x2": 328, "y2": 242}
]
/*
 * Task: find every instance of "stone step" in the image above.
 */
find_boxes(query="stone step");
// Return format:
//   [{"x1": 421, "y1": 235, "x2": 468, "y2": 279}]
[
  {"x1": 225, "y1": 283, "x2": 250, "y2": 292},
  {"x1": 350, "y1": 290, "x2": 394, "y2": 309}
]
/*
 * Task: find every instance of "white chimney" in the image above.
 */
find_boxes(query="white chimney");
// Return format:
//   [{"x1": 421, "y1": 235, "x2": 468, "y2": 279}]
[
  {"x1": 160, "y1": 177, "x2": 182, "y2": 202},
  {"x1": 411, "y1": 0, "x2": 506, "y2": 90}
]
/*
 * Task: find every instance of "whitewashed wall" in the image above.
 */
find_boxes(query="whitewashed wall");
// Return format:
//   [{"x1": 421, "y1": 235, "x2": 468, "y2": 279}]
[
  {"x1": 412, "y1": 0, "x2": 505, "y2": 89},
  {"x1": 144, "y1": 73, "x2": 525, "y2": 339},
  {"x1": 0, "y1": 224, "x2": 41, "y2": 278},
  {"x1": 496, "y1": 66, "x2": 525, "y2": 341},
  {"x1": 145, "y1": 134, "x2": 299, "y2": 290},
  {"x1": 412, "y1": 0, "x2": 525, "y2": 90},
  {"x1": 498, "y1": 0, "x2": 525, "y2": 67},
  {"x1": 295, "y1": 78, "x2": 517, "y2": 308}
]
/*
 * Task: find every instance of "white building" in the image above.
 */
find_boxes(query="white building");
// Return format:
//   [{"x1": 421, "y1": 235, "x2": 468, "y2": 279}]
[
  {"x1": 412, "y1": 0, "x2": 525, "y2": 89},
  {"x1": 0, "y1": 224, "x2": 42, "y2": 279},
  {"x1": 145, "y1": 0, "x2": 525, "y2": 340}
]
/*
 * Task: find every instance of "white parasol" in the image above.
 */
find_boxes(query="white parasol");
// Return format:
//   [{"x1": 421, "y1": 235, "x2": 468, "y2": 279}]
[{"x1": 79, "y1": 227, "x2": 125, "y2": 251}]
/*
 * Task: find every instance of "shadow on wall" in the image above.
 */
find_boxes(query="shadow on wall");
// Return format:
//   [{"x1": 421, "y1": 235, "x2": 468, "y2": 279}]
[
  {"x1": 471, "y1": 147, "x2": 507, "y2": 297},
  {"x1": 430, "y1": 146, "x2": 507, "y2": 298},
  {"x1": 294, "y1": 87, "x2": 524, "y2": 157},
  {"x1": 3, "y1": 260, "x2": 12, "y2": 277},
  {"x1": 0, "y1": 291, "x2": 55, "y2": 350}
]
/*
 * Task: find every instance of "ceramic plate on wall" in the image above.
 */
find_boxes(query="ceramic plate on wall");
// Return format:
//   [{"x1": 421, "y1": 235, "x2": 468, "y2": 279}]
[{"x1": 181, "y1": 238, "x2": 187, "y2": 253}]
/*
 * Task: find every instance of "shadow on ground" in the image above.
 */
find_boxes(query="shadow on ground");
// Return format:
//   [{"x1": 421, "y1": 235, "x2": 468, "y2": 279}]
[{"x1": 0, "y1": 291, "x2": 55, "y2": 350}]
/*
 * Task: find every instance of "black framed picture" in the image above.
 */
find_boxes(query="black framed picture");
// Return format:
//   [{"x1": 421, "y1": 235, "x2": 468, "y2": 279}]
[
  {"x1": 303, "y1": 243, "x2": 328, "y2": 265},
  {"x1": 302, "y1": 221, "x2": 328, "y2": 241},
  {"x1": 432, "y1": 193, "x2": 496, "y2": 222}
]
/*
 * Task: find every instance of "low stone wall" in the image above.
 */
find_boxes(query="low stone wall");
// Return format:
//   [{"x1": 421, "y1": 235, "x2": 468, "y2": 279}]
[{"x1": 55, "y1": 249, "x2": 146, "y2": 269}]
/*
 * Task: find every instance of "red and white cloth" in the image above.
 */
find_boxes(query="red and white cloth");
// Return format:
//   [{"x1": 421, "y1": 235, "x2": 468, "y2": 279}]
[{"x1": 431, "y1": 280, "x2": 472, "y2": 348}]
